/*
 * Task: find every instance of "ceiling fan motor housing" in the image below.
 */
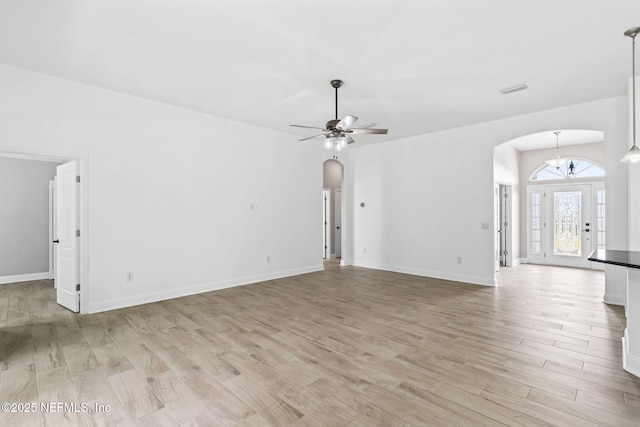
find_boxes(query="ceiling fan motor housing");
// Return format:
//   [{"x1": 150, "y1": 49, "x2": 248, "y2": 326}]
[{"x1": 326, "y1": 119, "x2": 340, "y2": 130}]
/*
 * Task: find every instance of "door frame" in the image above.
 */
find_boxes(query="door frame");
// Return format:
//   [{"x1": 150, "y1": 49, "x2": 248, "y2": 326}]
[
  {"x1": 544, "y1": 184, "x2": 593, "y2": 269},
  {"x1": 323, "y1": 188, "x2": 331, "y2": 259},
  {"x1": 527, "y1": 180, "x2": 604, "y2": 269},
  {"x1": 335, "y1": 189, "x2": 342, "y2": 258},
  {"x1": 0, "y1": 149, "x2": 89, "y2": 313},
  {"x1": 49, "y1": 178, "x2": 57, "y2": 283},
  {"x1": 495, "y1": 184, "x2": 513, "y2": 269}
]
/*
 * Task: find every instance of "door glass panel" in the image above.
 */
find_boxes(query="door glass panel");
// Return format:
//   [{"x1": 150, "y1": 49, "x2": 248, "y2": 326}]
[
  {"x1": 597, "y1": 190, "x2": 606, "y2": 250},
  {"x1": 553, "y1": 191, "x2": 581, "y2": 257},
  {"x1": 531, "y1": 193, "x2": 541, "y2": 255}
]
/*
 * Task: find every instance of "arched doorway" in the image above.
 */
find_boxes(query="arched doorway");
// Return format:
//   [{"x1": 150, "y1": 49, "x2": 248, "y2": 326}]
[{"x1": 494, "y1": 128, "x2": 606, "y2": 273}]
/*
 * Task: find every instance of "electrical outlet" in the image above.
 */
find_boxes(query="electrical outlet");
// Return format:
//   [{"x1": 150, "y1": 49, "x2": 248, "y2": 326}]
[
  {"x1": 266, "y1": 255, "x2": 271, "y2": 263},
  {"x1": 363, "y1": 247, "x2": 367, "y2": 254},
  {"x1": 457, "y1": 257, "x2": 462, "y2": 264},
  {"x1": 126, "y1": 272, "x2": 135, "y2": 283}
]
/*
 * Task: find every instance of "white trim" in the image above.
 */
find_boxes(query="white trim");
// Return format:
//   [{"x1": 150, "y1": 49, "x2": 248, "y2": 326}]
[
  {"x1": 513, "y1": 258, "x2": 524, "y2": 266},
  {"x1": 603, "y1": 293, "x2": 626, "y2": 307},
  {"x1": 352, "y1": 261, "x2": 496, "y2": 287},
  {"x1": 0, "y1": 272, "x2": 50, "y2": 285},
  {"x1": 623, "y1": 332, "x2": 640, "y2": 378},
  {"x1": 86, "y1": 264, "x2": 324, "y2": 314},
  {"x1": 323, "y1": 188, "x2": 331, "y2": 260}
]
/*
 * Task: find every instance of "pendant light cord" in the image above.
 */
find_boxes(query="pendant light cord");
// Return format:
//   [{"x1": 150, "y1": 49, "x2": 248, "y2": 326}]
[
  {"x1": 335, "y1": 86, "x2": 339, "y2": 120},
  {"x1": 633, "y1": 32, "x2": 637, "y2": 148}
]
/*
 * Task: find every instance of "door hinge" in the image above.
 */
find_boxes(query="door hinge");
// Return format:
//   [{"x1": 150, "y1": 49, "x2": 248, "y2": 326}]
[
  {"x1": 503, "y1": 193, "x2": 508, "y2": 198},
  {"x1": 503, "y1": 250, "x2": 508, "y2": 255},
  {"x1": 76, "y1": 176, "x2": 80, "y2": 183},
  {"x1": 76, "y1": 230, "x2": 80, "y2": 237},
  {"x1": 76, "y1": 284, "x2": 80, "y2": 291},
  {"x1": 503, "y1": 221, "x2": 508, "y2": 227}
]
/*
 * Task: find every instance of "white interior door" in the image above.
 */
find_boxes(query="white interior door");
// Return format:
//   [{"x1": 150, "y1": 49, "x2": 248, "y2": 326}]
[
  {"x1": 335, "y1": 190, "x2": 342, "y2": 258},
  {"x1": 55, "y1": 161, "x2": 79, "y2": 312},
  {"x1": 544, "y1": 184, "x2": 592, "y2": 269}
]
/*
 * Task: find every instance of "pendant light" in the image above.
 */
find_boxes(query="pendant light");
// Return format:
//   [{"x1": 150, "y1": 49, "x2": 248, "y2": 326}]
[
  {"x1": 622, "y1": 27, "x2": 640, "y2": 163},
  {"x1": 545, "y1": 131, "x2": 567, "y2": 168}
]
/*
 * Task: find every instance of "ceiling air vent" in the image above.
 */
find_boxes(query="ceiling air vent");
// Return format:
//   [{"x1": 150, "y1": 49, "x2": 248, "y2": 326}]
[{"x1": 500, "y1": 83, "x2": 528, "y2": 95}]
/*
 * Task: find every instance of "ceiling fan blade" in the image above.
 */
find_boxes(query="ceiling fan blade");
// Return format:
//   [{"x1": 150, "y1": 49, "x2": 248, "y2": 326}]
[
  {"x1": 298, "y1": 133, "x2": 327, "y2": 141},
  {"x1": 357, "y1": 122, "x2": 376, "y2": 129},
  {"x1": 290, "y1": 124, "x2": 327, "y2": 130},
  {"x1": 349, "y1": 128, "x2": 388, "y2": 135},
  {"x1": 336, "y1": 115, "x2": 358, "y2": 130}
]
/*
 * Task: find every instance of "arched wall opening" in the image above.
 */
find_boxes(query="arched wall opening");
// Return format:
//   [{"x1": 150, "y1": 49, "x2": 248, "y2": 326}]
[{"x1": 494, "y1": 129, "x2": 605, "y2": 274}]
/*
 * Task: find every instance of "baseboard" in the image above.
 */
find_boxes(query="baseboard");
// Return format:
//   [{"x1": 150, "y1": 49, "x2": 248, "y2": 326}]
[
  {"x1": 86, "y1": 264, "x2": 324, "y2": 314},
  {"x1": 622, "y1": 332, "x2": 640, "y2": 378},
  {"x1": 352, "y1": 261, "x2": 495, "y2": 287},
  {"x1": 603, "y1": 293, "x2": 626, "y2": 307},
  {"x1": 513, "y1": 258, "x2": 524, "y2": 266},
  {"x1": 0, "y1": 272, "x2": 50, "y2": 285},
  {"x1": 518, "y1": 258, "x2": 529, "y2": 264}
]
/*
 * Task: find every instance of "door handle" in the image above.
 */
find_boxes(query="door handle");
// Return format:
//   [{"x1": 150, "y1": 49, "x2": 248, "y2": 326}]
[
  {"x1": 581, "y1": 229, "x2": 590, "y2": 232},
  {"x1": 52, "y1": 239, "x2": 59, "y2": 243},
  {"x1": 336, "y1": 226, "x2": 340, "y2": 229}
]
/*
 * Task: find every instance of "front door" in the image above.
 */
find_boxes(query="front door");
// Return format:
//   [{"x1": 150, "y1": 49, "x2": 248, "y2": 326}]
[
  {"x1": 544, "y1": 185, "x2": 592, "y2": 269},
  {"x1": 55, "y1": 161, "x2": 79, "y2": 312}
]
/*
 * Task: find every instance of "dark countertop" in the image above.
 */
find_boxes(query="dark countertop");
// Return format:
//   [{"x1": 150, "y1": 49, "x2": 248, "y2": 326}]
[{"x1": 588, "y1": 249, "x2": 640, "y2": 270}]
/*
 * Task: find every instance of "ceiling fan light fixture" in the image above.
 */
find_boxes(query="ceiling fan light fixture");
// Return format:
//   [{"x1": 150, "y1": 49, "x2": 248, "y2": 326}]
[
  {"x1": 324, "y1": 136, "x2": 334, "y2": 150},
  {"x1": 339, "y1": 134, "x2": 348, "y2": 149},
  {"x1": 290, "y1": 79, "x2": 388, "y2": 149}
]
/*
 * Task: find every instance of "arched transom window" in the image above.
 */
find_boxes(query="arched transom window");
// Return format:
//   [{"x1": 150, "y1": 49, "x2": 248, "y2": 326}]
[{"x1": 530, "y1": 158, "x2": 605, "y2": 182}]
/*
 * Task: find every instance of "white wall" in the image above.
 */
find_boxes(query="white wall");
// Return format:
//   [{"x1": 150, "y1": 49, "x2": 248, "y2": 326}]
[
  {"x1": 351, "y1": 96, "x2": 629, "y2": 303},
  {"x1": 494, "y1": 143, "x2": 521, "y2": 263},
  {"x1": 0, "y1": 64, "x2": 325, "y2": 312},
  {"x1": 0, "y1": 157, "x2": 58, "y2": 279},
  {"x1": 0, "y1": 62, "x2": 631, "y2": 311}
]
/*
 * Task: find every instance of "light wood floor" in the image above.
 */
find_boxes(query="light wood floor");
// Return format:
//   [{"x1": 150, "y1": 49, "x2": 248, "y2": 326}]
[{"x1": 1, "y1": 262, "x2": 639, "y2": 426}]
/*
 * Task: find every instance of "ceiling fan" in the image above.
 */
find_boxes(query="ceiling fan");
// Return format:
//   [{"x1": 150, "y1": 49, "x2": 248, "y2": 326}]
[{"x1": 290, "y1": 79, "x2": 388, "y2": 150}]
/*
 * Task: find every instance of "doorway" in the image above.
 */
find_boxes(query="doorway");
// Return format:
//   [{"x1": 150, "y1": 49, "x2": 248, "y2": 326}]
[
  {"x1": 495, "y1": 184, "x2": 512, "y2": 271},
  {"x1": 527, "y1": 182, "x2": 604, "y2": 269},
  {"x1": 0, "y1": 151, "x2": 86, "y2": 313},
  {"x1": 322, "y1": 159, "x2": 343, "y2": 261},
  {"x1": 323, "y1": 189, "x2": 331, "y2": 259}
]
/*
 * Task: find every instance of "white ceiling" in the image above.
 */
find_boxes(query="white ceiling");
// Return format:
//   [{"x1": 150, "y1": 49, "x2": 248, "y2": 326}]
[{"x1": 0, "y1": 1, "x2": 638, "y2": 149}]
